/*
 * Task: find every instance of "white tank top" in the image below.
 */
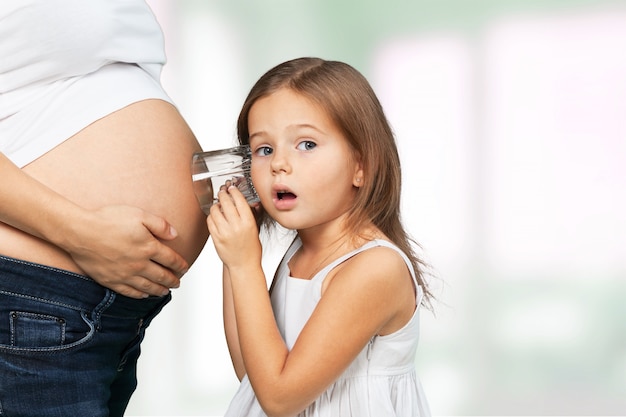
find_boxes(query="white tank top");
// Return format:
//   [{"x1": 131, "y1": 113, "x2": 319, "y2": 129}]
[{"x1": 0, "y1": 0, "x2": 173, "y2": 167}]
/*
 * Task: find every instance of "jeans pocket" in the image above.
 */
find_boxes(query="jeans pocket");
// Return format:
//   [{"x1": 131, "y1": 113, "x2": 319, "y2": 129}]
[
  {"x1": 0, "y1": 294, "x2": 95, "y2": 353},
  {"x1": 10, "y1": 311, "x2": 67, "y2": 347}
]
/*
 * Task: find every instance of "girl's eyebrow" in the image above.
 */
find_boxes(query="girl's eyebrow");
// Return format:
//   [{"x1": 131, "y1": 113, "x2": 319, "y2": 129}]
[
  {"x1": 292, "y1": 123, "x2": 326, "y2": 133},
  {"x1": 249, "y1": 123, "x2": 327, "y2": 141},
  {"x1": 248, "y1": 131, "x2": 266, "y2": 141}
]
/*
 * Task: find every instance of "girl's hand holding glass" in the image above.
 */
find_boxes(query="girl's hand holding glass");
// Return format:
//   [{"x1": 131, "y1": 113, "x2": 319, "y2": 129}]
[{"x1": 206, "y1": 185, "x2": 262, "y2": 272}]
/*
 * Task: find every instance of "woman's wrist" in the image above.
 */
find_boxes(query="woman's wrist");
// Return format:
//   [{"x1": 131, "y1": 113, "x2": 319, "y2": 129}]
[
  {"x1": 44, "y1": 203, "x2": 94, "y2": 255},
  {"x1": 0, "y1": 152, "x2": 88, "y2": 249}
]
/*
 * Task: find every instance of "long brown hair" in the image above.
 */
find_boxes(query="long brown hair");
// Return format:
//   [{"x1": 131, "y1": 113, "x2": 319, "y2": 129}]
[{"x1": 237, "y1": 57, "x2": 433, "y2": 308}]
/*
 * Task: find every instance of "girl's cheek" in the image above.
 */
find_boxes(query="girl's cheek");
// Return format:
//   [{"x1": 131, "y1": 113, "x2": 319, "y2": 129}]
[{"x1": 250, "y1": 168, "x2": 263, "y2": 191}]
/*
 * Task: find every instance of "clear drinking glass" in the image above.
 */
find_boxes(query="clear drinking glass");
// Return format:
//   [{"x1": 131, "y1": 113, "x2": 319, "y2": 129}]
[{"x1": 191, "y1": 145, "x2": 260, "y2": 214}]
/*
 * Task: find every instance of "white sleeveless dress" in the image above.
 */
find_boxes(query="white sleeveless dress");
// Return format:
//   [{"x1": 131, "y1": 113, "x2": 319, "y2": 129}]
[{"x1": 224, "y1": 238, "x2": 431, "y2": 417}]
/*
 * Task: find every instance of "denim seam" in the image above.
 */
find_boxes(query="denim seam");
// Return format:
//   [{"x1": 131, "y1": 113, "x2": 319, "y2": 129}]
[
  {"x1": 92, "y1": 291, "x2": 116, "y2": 331},
  {"x1": 0, "y1": 290, "x2": 89, "y2": 313},
  {"x1": 0, "y1": 255, "x2": 90, "y2": 280}
]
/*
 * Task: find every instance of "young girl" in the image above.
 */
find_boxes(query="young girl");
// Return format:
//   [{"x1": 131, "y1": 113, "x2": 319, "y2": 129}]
[{"x1": 207, "y1": 57, "x2": 433, "y2": 417}]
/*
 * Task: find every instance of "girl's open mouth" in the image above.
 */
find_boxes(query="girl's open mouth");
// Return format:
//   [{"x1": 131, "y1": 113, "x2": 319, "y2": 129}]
[{"x1": 277, "y1": 191, "x2": 297, "y2": 200}]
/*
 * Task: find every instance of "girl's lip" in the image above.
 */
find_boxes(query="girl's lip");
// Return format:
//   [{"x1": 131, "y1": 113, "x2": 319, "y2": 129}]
[{"x1": 271, "y1": 184, "x2": 295, "y2": 198}]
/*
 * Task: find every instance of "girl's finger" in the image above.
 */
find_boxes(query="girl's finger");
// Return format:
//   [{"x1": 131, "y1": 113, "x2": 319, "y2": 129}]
[
  {"x1": 227, "y1": 186, "x2": 257, "y2": 227},
  {"x1": 217, "y1": 188, "x2": 240, "y2": 219},
  {"x1": 227, "y1": 185, "x2": 249, "y2": 209},
  {"x1": 207, "y1": 204, "x2": 221, "y2": 231}
]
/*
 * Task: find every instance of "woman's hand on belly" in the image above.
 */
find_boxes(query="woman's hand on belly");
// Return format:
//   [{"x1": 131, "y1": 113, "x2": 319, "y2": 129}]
[
  {"x1": 65, "y1": 205, "x2": 189, "y2": 298},
  {"x1": 1, "y1": 99, "x2": 209, "y2": 298},
  {"x1": 0, "y1": 151, "x2": 189, "y2": 299}
]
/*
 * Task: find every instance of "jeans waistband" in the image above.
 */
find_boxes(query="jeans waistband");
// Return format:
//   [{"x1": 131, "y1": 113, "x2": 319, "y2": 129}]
[{"x1": 0, "y1": 254, "x2": 169, "y2": 318}]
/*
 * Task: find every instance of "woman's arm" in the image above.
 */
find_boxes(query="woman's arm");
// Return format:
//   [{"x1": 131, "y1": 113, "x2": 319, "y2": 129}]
[
  {"x1": 0, "y1": 152, "x2": 188, "y2": 298},
  {"x1": 208, "y1": 187, "x2": 413, "y2": 417}
]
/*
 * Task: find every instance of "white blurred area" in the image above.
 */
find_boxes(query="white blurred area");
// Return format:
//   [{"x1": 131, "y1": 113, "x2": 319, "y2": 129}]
[{"x1": 128, "y1": 1, "x2": 626, "y2": 415}]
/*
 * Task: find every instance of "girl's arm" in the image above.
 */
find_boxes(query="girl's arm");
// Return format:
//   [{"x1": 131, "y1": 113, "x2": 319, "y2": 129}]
[
  {"x1": 222, "y1": 264, "x2": 246, "y2": 380},
  {"x1": 0, "y1": 152, "x2": 188, "y2": 298},
  {"x1": 208, "y1": 187, "x2": 414, "y2": 417}
]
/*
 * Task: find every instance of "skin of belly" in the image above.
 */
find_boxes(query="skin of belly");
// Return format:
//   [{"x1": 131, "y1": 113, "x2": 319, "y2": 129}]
[{"x1": 0, "y1": 99, "x2": 209, "y2": 274}]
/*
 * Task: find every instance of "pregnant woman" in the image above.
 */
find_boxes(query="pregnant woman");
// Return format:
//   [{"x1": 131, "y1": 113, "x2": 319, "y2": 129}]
[{"x1": 0, "y1": 1, "x2": 209, "y2": 416}]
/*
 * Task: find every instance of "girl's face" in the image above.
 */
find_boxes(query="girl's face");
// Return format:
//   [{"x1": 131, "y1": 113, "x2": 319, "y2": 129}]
[{"x1": 248, "y1": 88, "x2": 363, "y2": 232}]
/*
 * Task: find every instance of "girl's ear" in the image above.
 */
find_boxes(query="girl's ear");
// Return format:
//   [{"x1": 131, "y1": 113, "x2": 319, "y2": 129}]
[{"x1": 353, "y1": 164, "x2": 364, "y2": 188}]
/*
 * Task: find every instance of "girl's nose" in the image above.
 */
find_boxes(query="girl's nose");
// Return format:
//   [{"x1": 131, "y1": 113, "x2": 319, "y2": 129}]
[{"x1": 270, "y1": 149, "x2": 291, "y2": 174}]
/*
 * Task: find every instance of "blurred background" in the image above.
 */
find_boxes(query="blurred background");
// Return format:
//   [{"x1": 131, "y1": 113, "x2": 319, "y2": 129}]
[{"x1": 128, "y1": 0, "x2": 626, "y2": 415}]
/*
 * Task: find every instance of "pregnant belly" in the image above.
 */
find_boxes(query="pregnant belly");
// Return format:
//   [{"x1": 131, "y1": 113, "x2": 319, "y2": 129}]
[{"x1": 0, "y1": 99, "x2": 209, "y2": 274}]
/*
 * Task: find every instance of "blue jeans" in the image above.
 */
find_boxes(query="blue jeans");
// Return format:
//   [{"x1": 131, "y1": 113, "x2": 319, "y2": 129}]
[{"x1": 0, "y1": 255, "x2": 171, "y2": 417}]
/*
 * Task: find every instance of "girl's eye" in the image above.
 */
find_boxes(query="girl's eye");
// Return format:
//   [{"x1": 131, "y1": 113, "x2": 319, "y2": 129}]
[
  {"x1": 254, "y1": 146, "x2": 273, "y2": 156},
  {"x1": 296, "y1": 140, "x2": 316, "y2": 151}
]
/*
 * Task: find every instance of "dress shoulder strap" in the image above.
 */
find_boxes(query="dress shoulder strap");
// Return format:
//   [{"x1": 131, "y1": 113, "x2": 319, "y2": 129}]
[{"x1": 314, "y1": 239, "x2": 424, "y2": 304}]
